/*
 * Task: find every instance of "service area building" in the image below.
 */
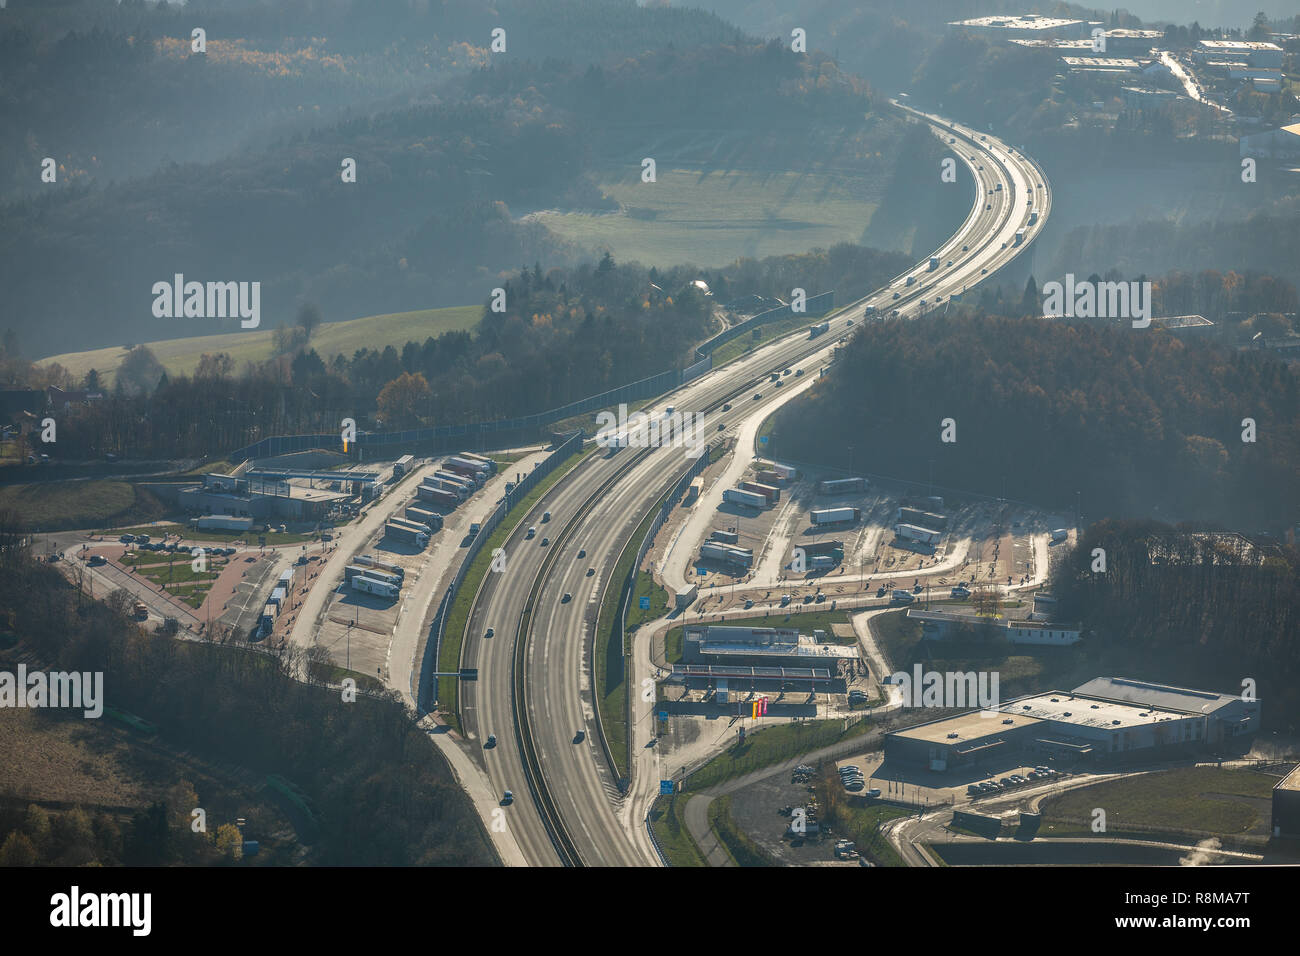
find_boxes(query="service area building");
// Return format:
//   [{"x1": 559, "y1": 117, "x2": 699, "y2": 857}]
[{"x1": 885, "y1": 677, "x2": 1259, "y2": 772}]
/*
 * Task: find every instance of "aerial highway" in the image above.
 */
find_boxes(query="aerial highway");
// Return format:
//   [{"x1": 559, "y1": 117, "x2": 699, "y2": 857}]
[{"x1": 457, "y1": 102, "x2": 1052, "y2": 866}]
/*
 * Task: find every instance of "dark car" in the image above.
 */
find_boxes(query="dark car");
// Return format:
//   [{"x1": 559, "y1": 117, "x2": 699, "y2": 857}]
[{"x1": 573, "y1": 730, "x2": 585, "y2": 744}]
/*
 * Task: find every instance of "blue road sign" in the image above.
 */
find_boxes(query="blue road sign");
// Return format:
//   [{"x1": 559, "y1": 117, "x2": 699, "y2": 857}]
[
  {"x1": 659, "y1": 780, "x2": 675, "y2": 795},
  {"x1": 759, "y1": 436, "x2": 768, "y2": 444},
  {"x1": 658, "y1": 711, "x2": 668, "y2": 721},
  {"x1": 639, "y1": 596, "x2": 651, "y2": 610}
]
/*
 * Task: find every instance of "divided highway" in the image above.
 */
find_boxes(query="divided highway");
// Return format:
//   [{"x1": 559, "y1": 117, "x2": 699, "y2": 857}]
[{"x1": 457, "y1": 103, "x2": 1051, "y2": 866}]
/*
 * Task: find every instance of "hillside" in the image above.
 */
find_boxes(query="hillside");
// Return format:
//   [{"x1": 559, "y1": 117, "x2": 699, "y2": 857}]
[{"x1": 38, "y1": 305, "x2": 481, "y2": 384}]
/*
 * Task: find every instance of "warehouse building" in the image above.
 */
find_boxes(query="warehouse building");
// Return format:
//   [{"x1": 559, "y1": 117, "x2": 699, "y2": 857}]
[
  {"x1": 1196, "y1": 39, "x2": 1284, "y2": 69},
  {"x1": 885, "y1": 677, "x2": 1259, "y2": 772},
  {"x1": 1240, "y1": 122, "x2": 1300, "y2": 160},
  {"x1": 949, "y1": 14, "x2": 1087, "y2": 40},
  {"x1": 1273, "y1": 764, "x2": 1300, "y2": 838}
]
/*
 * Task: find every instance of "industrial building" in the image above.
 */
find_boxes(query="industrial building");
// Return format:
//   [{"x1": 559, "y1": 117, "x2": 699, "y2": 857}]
[
  {"x1": 664, "y1": 663, "x2": 839, "y2": 699},
  {"x1": 1240, "y1": 122, "x2": 1300, "y2": 161},
  {"x1": 1196, "y1": 39, "x2": 1284, "y2": 69},
  {"x1": 885, "y1": 677, "x2": 1260, "y2": 772},
  {"x1": 1151, "y1": 314, "x2": 1215, "y2": 338},
  {"x1": 1273, "y1": 764, "x2": 1300, "y2": 838},
  {"x1": 949, "y1": 14, "x2": 1088, "y2": 40},
  {"x1": 682, "y1": 624, "x2": 860, "y2": 670},
  {"x1": 1060, "y1": 56, "x2": 1141, "y2": 74}
]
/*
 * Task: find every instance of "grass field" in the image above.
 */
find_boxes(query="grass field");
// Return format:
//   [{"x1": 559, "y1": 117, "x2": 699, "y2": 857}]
[
  {"x1": 647, "y1": 794, "x2": 708, "y2": 867},
  {"x1": 38, "y1": 305, "x2": 481, "y2": 384},
  {"x1": 0, "y1": 481, "x2": 164, "y2": 532},
  {"x1": 708, "y1": 794, "x2": 777, "y2": 866},
  {"x1": 529, "y1": 166, "x2": 878, "y2": 269},
  {"x1": 1037, "y1": 767, "x2": 1278, "y2": 839},
  {"x1": 682, "y1": 717, "x2": 872, "y2": 793}
]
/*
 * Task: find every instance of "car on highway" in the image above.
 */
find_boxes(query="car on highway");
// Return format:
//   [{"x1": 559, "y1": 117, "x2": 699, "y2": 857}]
[
  {"x1": 485, "y1": 734, "x2": 497, "y2": 748},
  {"x1": 919, "y1": 299, "x2": 926, "y2": 307},
  {"x1": 501, "y1": 790, "x2": 513, "y2": 805},
  {"x1": 722, "y1": 403, "x2": 732, "y2": 411},
  {"x1": 795, "y1": 368, "x2": 804, "y2": 376},
  {"x1": 947, "y1": 260, "x2": 953, "y2": 267},
  {"x1": 774, "y1": 379, "x2": 783, "y2": 387},
  {"x1": 485, "y1": 627, "x2": 495, "y2": 639},
  {"x1": 981, "y1": 267, "x2": 988, "y2": 274},
  {"x1": 717, "y1": 422, "x2": 726, "y2": 430},
  {"x1": 577, "y1": 549, "x2": 586, "y2": 558},
  {"x1": 540, "y1": 537, "x2": 549, "y2": 547},
  {"x1": 892, "y1": 292, "x2": 900, "y2": 299},
  {"x1": 783, "y1": 368, "x2": 792, "y2": 375},
  {"x1": 744, "y1": 599, "x2": 754, "y2": 609},
  {"x1": 986, "y1": 203, "x2": 992, "y2": 210},
  {"x1": 561, "y1": 592, "x2": 571, "y2": 603},
  {"x1": 526, "y1": 526, "x2": 536, "y2": 539},
  {"x1": 586, "y1": 567, "x2": 595, "y2": 576},
  {"x1": 962, "y1": 244, "x2": 969, "y2": 251},
  {"x1": 573, "y1": 729, "x2": 586, "y2": 743},
  {"x1": 542, "y1": 511, "x2": 551, "y2": 523}
]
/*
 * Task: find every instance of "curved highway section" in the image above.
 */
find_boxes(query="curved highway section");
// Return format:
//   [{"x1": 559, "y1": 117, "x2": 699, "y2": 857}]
[{"x1": 460, "y1": 103, "x2": 1051, "y2": 866}]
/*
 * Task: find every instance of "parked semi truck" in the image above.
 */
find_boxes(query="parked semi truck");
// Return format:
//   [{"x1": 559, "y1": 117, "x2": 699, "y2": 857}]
[
  {"x1": 393, "y1": 454, "x2": 415, "y2": 478},
  {"x1": 711, "y1": 529, "x2": 739, "y2": 545},
  {"x1": 405, "y1": 506, "x2": 444, "y2": 531},
  {"x1": 344, "y1": 564, "x2": 401, "y2": 588},
  {"x1": 457, "y1": 451, "x2": 497, "y2": 474},
  {"x1": 354, "y1": 555, "x2": 405, "y2": 579},
  {"x1": 384, "y1": 521, "x2": 429, "y2": 549},
  {"x1": 700, "y1": 542, "x2": 753, "y2": 568},
  {"x1": 897, "y1": 507, "x2": 948, "y2": 530},
  {"x1": 810, "y1": 507, "x2": 860, "y2": 526},
  {"x1": 895, "y1": 523, "x2": 942, "y2": 545},
  {"x1": 819, "y1": 477, "x2": 866, "y2": 495},
  {"x1": 353, "y1": 575, "x2": 400, "y2": 599},
  {"x1": 723, "y1": 487, "x2": 767, "y2": 509},
  {"x1": 739, "y1": 480, "x2": 780, "y2": 503},
  {"x1": 418, "y1": 485, "x2": 461, "y2": 509}
]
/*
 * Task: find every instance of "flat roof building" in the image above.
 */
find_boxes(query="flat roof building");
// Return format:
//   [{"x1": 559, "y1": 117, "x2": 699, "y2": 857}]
[
  {"x1": 950, "y1": 14, "x2": 1087, "y2": 40},
  {"x1": 1197, "y1": 39, "x2": 1283, "y2": 69},
  {"x1": 885, "y1": 677, "x2": 1260, "y2": 772},
  {"x1": 682, "y1": 624, "x2": 860, "y2": 668}
]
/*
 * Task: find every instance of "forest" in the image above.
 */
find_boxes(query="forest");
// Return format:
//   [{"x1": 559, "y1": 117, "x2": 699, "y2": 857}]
[
  {"x1": 768, "y1": 308, "x2": 1300, "y2": 530},
  {"x1": 9, "y1": 240, "x2": 922, "y2": 463},
  {"x1": 1048, "y1": 519, "x2": 1299, "y2": 730},
  {"x1": 0, "y1": 519, "x2": 496, "y2": 866}
]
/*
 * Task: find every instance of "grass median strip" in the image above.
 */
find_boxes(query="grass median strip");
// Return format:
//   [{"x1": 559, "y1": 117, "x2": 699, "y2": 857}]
[{"x1": 436, "y1": 444, "x2": 590, "y2": 733}]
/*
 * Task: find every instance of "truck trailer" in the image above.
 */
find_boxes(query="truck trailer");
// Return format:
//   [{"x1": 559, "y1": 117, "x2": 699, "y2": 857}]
[
  {"x1": 700, "y1": 542, "x2": 753, "y2": 568},
  {"x1": 808, "y1": 322, "x2": 831, "y2": 339},
  {"x1": 354, "y1": 555, "x2": 405, "y2": 579},
  {"x1": 810, "y1": 507, "x2": 860, "y2": 526},
  {"x1": 819, "y1": 477, "x2": 866, "y2": 495},
  {"x1": 897, "y1": 507, "x2": 948, "y2": 530},
  {"x1": 446, "y1": 456, "x2": 490, "y2": 478},
  {"x1": 352, "y1": 575, "x2": 399, "y2": 599},
  {"x1": 385, "y1": 522, "x2": 429, "y2": 549},
  {"x1": 392, "y1": 454, "x2": 415, "y2": 478},
  {"x1": 929, "y1": 256, "x2": 940, "y2": 271},
  {"x1": 723, "y1": 487, "x2": 767, "y2": 510},
  {"x1": 405, "y1": 506, "x2": 444, "y2": 531},
  {"x1": 711, "y1": 529, "x2": 739, "y2": 545},
  {"x1": 344, "y1": 564, "x2": 402, "y2": 588},
  {"x1": 457, "y1": 451, "x2": 497, "y2": 474},
  {"x1": 418, "y1": 485, "x2": 462, "y2": 509},
  {"x1": 895, "y1": 523, "x2": 942, "y2": 546},
  {"x1": 799, "y1": 539, "x2": 844, "y2": 557},
  {"x1": 739, "y1": 481, "x2": 780, "y2": 503}
]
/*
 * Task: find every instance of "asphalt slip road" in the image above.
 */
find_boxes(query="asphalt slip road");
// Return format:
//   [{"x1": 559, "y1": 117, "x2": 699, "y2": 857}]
[{"x1": 459, "y1": 106, "x2": 1050, "y2": 867}]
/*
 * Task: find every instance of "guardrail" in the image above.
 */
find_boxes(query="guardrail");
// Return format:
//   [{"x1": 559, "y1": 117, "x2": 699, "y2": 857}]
[{"x1": 414, "y1": 430, "x2": 584, "y2": 712}]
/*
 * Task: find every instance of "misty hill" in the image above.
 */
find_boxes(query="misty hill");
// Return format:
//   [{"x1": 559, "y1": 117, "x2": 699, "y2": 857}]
[{"x1": 3, "y1": 40, "x2": 911, "y2": 360}]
